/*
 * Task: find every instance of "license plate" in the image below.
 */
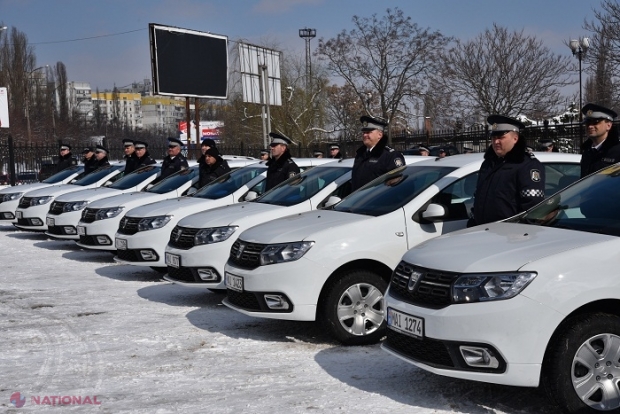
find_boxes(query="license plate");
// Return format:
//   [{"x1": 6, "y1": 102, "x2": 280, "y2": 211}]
[
  {"x1": 115, "y1": 238, "x2": 127, "y2": 250},
  {"x1": 46, "y1": 217, "x2": 55, "y2": 227},
  {"x1": 77, "y1": 226, "x2": 86, "y2": 236},
  {"x1": 165, "y1": 252, "x2": 180, "y2": 268},
  {"x1": 16, "y1": 211, "x2": 22, "y2": 219},
  {"x1": 225, "y1": 272, "x2": 244, "y2": 292},
  {"x1": 387, "y1": 307, "x2": 424, "y2": 339}
]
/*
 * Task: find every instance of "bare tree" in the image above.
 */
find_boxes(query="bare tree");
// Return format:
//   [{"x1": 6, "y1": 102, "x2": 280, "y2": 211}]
[
  {"x1": 316, "y1": 8, "x2": 450, "y2": 141},
  {"x1": 434, "y1": 24, "x2": 573, "y2": 122}
]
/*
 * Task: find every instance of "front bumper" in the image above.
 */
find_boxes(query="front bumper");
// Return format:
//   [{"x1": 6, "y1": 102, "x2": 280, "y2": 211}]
[
  {"x1": 163, "y1": 242, "x2": 233, "y2": 289},
  {"x1": 221, "y1": 258, "x2": 329, "y2": 322},
  {"x1": 45, "y1": 210, "x2": 83, "y2": 239},
  {"x1": 381, "y1": 291, "x2": 562, "y2": 387},
  {"x1": 112, "y1": 226, "x2": 173, "y2": 267},
  {"x1": 0, "y1": 199, "x2": 20, "y2": 222},
  {"x1": 13, "y1": 204, "x2": 50, "y2": 231},
  {"x1": 75, "y1": 217, "x2": 123, "y2": 251}
]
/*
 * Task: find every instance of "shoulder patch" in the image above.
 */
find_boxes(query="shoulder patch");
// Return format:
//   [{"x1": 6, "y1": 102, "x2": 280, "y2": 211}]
[
  {"x1": 394, "y1": 158, "x2": 404, "y2": 167},
  {"x1": 530, "y1": 169, "x2": 541, "y2": 182}
]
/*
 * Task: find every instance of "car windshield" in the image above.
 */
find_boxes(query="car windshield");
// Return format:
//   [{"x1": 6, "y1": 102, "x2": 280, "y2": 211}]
[
  {"x1": 510, "y1": 164, "x2": 620, "y2": 237},
  {"x1": 333, "y1": 165, "x2": 456, "y2": 216},
  {"x1": 71, "y1": 165, "x2": 123, "y2": 186},
  {"x1": 109, "y1": 165, "x2": 161, "y2": 190},
  {"x1": 41, "y1": 166, "x2": 83, "y2": 183},
  {"x1": 257, "y1": 166, "x2": 350, "y2": 207},
  {"x1": 147, "y1": 167, "x2": 198, "y2": 194},
  {"x1": 194, "y1": 166, "x2": 266, "y2": 200}
]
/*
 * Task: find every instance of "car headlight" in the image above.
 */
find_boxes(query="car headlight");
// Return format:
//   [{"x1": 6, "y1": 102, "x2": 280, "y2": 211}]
[
  {"x1": 452, "y1": 272, "x2": 537, "y2": 303},
  {"x1": 259, "y1": 241, "x2": 314, "y2": 266},
  {"x1": 95, "y1": 207, "x2": 124, "y2": 220},
  {"x1": 138, "y1": 216, "x2": 172, "y2": 231},
  {"x1": 30, "y1": 196, "x2": 53, "y2": 206},
  {"x1": 194, "y1": 226, "x2": 237, "y2": 246},
  {"x1": 63, "y1": 201, "x2": 89, "y2": 212},
  {"x1": 2, "y1": 192, "x2": 23, "y2": 202}
]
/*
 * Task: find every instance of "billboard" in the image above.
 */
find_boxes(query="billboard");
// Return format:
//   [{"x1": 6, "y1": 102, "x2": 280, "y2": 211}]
[
  {"x1": 179, "y1": 120, "x2": 224, "y2": 142},
  {"x1": 0, "y1": 87, "x2": 9, "y2": 128},
  {"x1": 149, "y1": 23, "x2": 228, "y2": 99}
]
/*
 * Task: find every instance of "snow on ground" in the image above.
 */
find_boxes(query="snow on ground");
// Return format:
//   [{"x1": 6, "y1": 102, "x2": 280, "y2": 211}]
[{"x1": 0, "y1": 223, "x2": 563, "y2": 413}]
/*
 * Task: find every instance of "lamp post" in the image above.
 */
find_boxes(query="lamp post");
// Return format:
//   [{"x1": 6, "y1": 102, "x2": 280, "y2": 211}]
[
  {"x1": 298, "y1": 28, "x2": 316, "y2": 92},
  {"x1": 25, "y1": 65, "x2": 49, "y2": 144},
  {"x1": 568, "y1": 37, "x2": 589, "y2": 144}
]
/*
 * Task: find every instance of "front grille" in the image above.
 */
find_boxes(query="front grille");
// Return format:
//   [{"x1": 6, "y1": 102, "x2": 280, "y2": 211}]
[
  {"x1": 46, "y1": 225, "x2": 65, "y2": 235},
  {"x1": 228, "y1": 240, "x2": 266, "y2": 270},
  {"x1": 81, "y1": 208, "x2": 99, "y2": 223},
  {"x1": 389, "y1": 262, "x2": 460, "y2": 309},
  {"x1": 167, "y1": 266, "x2": 198, "y2": 283},
  {"x1": 49, "y1": 202, "x2": 65, "y2": 215},
  {"x1": 18, "y1": 197, "x2": 32, "y2": 208},
  {"x1": 79, "y1": 235, "x2": 97, "y2": 245},
  {"x1": 168, "y1": 226, "x2": 200, "y2": 249},
  {"x1": 16, "y1": 217, "x2": 41, "y2": 226},
  {"x1": 226, "y1": 289, "x2": 262, "y2": 311},
  {"x1": 118, "y1": 217, "x2": 141, "y2": 235},
  {"x1": 384, "y1": 329, "x2": 455, "y2": 368}
]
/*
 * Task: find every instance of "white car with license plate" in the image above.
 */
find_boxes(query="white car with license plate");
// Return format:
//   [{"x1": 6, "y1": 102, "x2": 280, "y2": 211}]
[
  {"x1": 13, "y1": 163, "x2": 125, "y2": 231},
  {"x1": 44, "y1": 164, "x2": 161, "y2": 240},
  {"x1": 113, "y1": 158, "x2": 325, "y2": 270},
  {"x1": 381, "y1": 162, "x2": 620, "y2": 414},
  {"x1": 222, "y1": 153, "x2": 582, "y2": 345},
  {"x1": 163, "y1": 157, "x2": 368, "y2": 290},
  {"x1": 0, "y1": 165, "x2": 85, "y2": 223}
]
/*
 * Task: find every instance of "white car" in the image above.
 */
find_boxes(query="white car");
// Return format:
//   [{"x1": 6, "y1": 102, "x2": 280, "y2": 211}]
[
  {"x1": 222, "y1": 153, "x2": 582, "y2": 345},
  {"x1": 163, "y1": 157, "x2": 371, "y2": 291},
  {"x1": 13, "y1": 163, "x2": 125, "y2": 231},
  {"x1": 0, "y1": 165, "x2": 85, "y2": 222},
  {"x1": 113, "y1": 158, "x2": 327, "y2": 271},
  {"x1": 45, "y1": 164, "x2": 161, "y2": 240},
  {"x1": 381, "y1": 162, "x2": 620, "y2": 414}
]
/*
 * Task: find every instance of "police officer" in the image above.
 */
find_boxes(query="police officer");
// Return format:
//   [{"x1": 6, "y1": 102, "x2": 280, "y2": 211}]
[
  {"x1": 158, "y1": 138, "x2": 189, "y2": 181},
  {"x1": 199, "y1": 147, "x2": 231, "y2": 187},
  {"x1": 56, "y1": 143, "x2": 77, "y2": 173},
  {"x1": 259, "y1": 149, "x2": 270, "y2": 161},
  {"x1": 470, "y1": 115, "x2": 546, "y2": 226},
  {"x1": 329, "y1": 144, "x2": 343, "y2": 159},
  {"x1": 265, "y1": 132, "x2": 300, "y2": 191},
  {"x1": 580, "y1": 103, "x2": 620, "y2": 178},
  {"x1": 122, "y1": 139, "x2": 139, "y2": 174},
  {"x1": 538, "y1": 138, "x2": 558, "y2": 152},
  {"x1": 351, "y1": 115, "x2": 405, "y2": 191},
  {"x1": 313, "y1": 149, "x2": 324, "y2": 158},
  {"x1": 92, "y1": 145, "x2": 111, "y2": 169},
  {"x1": 133, "y1": 141, "x2": 157, "y2": 169},
  {"x1": 418, "y1": 145, "x2": 430, "y2": 156},
  {"x1": 82, "y1": 147, "x2": 98, "y2": 174}
]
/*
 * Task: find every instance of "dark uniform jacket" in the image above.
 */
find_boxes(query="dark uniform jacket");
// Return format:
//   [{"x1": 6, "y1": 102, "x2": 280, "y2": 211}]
[
  {"x1": 82, "y1": 156, "x2": 99, "y2": 174},
  {"x1": 330, "y1": 152, "x2": 343, "y2": 159},
  {"x1": 265, "y1": 150, "x2": 300, "y2": 191},
  {"x1": 159, "y1": 154, "x2": 189, "y2": 181},
  {"x1": 351, "y1": 137, "x2": 405, "y2": 191},
  {"x1": 198, "y1": 156, "x2": 231, "y2": 188},
  {"x1": 580, "y1": 131, "x2": 620, "y2": 178},
  {"x1": 135, "y1": 152, "x2": 157, "y2": 169},
  {"x1": 91, "y1": 157, "x2": 110, "y2": 170},
  {"x1": 56, "y1": 152, "x2": 78, "y2": 173},
  {"x1": 123, "y1": 153, "x2": 140, "y2": 175},
  {"x1": 472, "y1": 140, "x2": 546, "y2": 226}
]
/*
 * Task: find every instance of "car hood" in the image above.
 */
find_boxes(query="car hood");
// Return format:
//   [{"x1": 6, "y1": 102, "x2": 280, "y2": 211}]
[
  {"x1": 87, "y1": 192, "x2": 166, "y2": 209},
  {"x1": 178, "y1": 201, "x2": 282, "y2": 228},
  {"x1": 406, "y1": 222, "x2": 615, "y2": 273},
  {"x1": 0, "y1": 182, "x2": 53, "y2": 194},
  {"x1": 240, "y1": 209, "x2": 368, "y2": 244},
  {"x1": 126, "y1": 196, "x2": 212, "y2": 218},
  {"x1": 55, "y1": 187, "x2": 121, "y2": 202},
  {"x1": 24, "y1": 184, "x2": 90, "y2": 197}
]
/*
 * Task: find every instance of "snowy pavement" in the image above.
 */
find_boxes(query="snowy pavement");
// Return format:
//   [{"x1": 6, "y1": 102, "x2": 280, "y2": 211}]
[{"x1": 0, "y1": 223, "x2": 562, "y2": 413}]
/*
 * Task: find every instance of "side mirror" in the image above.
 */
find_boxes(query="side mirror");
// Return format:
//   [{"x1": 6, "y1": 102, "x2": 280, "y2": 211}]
[
  {"x1": 422, "y1": 203, "x2": 447, "y2": 221},
  {"x1": 145, "y1": 184, "x2": 154, "y2": 190},
  {"x1": 323, "y1": 196, "x2": 341, "y2": 208},
  {"x1": 245, "y1": 191, "x2": 258, "y2": 201},
  {"x1": 186, "y1": 187, "x2": 197, "y2": 196},
  {"x1": 103, "y1": 180, "x2": 113, "y2": 187}
]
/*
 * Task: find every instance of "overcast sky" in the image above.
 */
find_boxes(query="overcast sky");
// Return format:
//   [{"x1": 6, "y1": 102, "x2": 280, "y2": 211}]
[{"x1": 0, "y1": 0, "x2": 604, "y2": 95}]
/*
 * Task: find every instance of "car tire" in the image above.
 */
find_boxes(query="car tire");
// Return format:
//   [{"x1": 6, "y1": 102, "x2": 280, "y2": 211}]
[
  {"x1": 150, "y1": 266, "x2": 168, "y2": 274},
  {"x1": 318, "y1": 269, "x2": 387, "y2": 346},
  {"x1": 542, "y1": 313, "x2": 620, "y2": 413}
]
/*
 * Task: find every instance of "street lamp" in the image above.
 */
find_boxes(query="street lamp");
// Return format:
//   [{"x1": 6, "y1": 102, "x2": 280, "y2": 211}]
[
  {"x1": 25, "y1": 65, "x2": 49, "y2": 144},
  {"x1": 568, "y1": 37, "x2": 589, "y2": 144},
  {"x1": 298, "y1": 28, "x2": 316, "y2": 91}
]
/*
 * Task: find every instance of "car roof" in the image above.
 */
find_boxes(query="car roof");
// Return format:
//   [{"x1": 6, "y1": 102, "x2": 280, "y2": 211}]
[{"x1": 408, "y1": 152, "x2": 581, "y2": 168}]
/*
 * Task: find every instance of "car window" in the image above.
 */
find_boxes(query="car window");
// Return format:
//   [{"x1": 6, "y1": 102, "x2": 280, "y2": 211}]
[
  {"x1": 544, "y1": 163, "x2": 581, "y2": 197},
  {"x1": 72, "y1": 165, "x2": 122, "y2": 186},
  {"x1": 195, "y1": 166, "x2": 266, "y2": 200},
  {"x1": 147, "y1": 167, "x2": 198, "y2": 194},
  {"x1": 512, "y1": 165, "x2": 620, "y2": 236},
  {"x1": 334, "y1": 166, "x2": 455, "y2": 217},
  {"x1": 429, "y1": 172, "x2": 478, "y2": 221},
  {"x1": 257, "y1": 166, "x2": 350, "y2": 207},
  {"x1": 41, "y1": 166, "x2": 82, "y2": 183},
  {"x1": 109, "y1": 166, "x2": 161, "y2": 190}
]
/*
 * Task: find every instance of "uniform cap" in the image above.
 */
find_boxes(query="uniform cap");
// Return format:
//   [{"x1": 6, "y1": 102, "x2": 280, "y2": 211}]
[
  {"x1": 487, "y1": 115, "x2": 525, "y2": 135},
  {"x1": 360, "y1": 115, "x2": 387, "y2": 132},
  {"x1": 205, "y1": 147, "x2": 221, "y2": 158},
  {"x1": 134, "y1": 140, "x2": 148, "y2": 149},
  {"x1": 168, "y1": 137, "x2": 183, "y2": 147},
  {"x1": 538, "y1": 138, "x2": 554, "y2": 148},
  {"x1": 581, "y1": 103, "x2": 617, "y2": 122},
  {"x1": 95, "y1": 144, "x2": 108, "y2": 154},
  {"x1": 260, "y1": 149, "x2": 269, "y2": 156},
  {"x1": 313, "y1": 150, "x2": 324, "y2": 156},
  {"x1": 201, "y1": 138, "x2": 216, "y2": 147},
  {"x1": 418, "y1": 146, "x2": 430, "y2": 153},
  {"x1": 122, "y1": 139, "x2": 134, "y2": 147},
  {"x1": 60, "y1": 143, "x2": 71, "y2": 151},
  {"x1": 269, "y1": 132, "x2": 293, "y2": 146},
  {"x1": 82, "y1": 147, "x2": 93, "y2": 154},
  {"x1": 330, "y1": 144, "x2": 340, "y2": 150}
]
